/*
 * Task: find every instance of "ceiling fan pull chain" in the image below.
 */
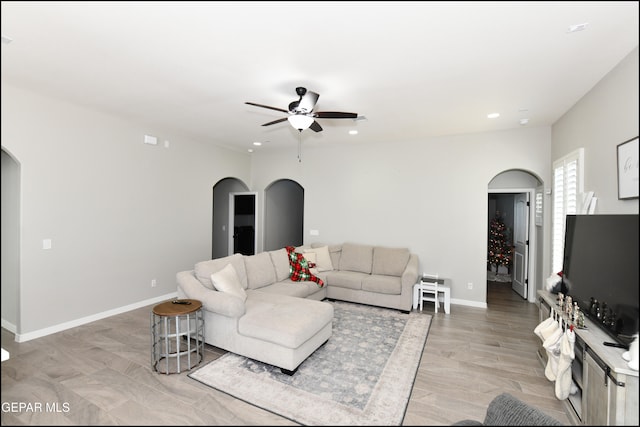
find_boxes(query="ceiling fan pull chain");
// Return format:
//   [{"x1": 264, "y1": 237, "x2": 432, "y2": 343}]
[{"x1": 298, "y1": 131, "x2": 302, "y2": 162}]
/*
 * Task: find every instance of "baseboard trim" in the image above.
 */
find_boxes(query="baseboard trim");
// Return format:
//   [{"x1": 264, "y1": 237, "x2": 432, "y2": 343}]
[
  {"x1": 13, "y1": 292, "x2": 177, "y2": 343},
  {"x1": 450, "y1": 298, "x2": 488, "y2": 309}
]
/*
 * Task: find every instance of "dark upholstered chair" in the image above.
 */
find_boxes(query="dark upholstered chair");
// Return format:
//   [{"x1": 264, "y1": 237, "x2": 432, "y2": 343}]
[{"x1": 452, "y1": 392, "x2": 564, "y2": 426}]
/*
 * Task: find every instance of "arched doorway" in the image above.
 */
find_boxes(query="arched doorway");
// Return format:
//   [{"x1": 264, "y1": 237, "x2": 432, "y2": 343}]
[
  {"x1": 488, "y1": 169, "x2": 544, "y2": 303},
  {"x1": 212, "y1": 177, "x2": 249, "y2": 259},
  {"x1": 264, "y1": 179, "x2": 304, "y2": 251}
]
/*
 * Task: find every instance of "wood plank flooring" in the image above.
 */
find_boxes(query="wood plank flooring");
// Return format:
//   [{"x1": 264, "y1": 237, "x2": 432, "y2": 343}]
[{"x1": 1, "y1": 281, "x2": 572, "y2": 425}]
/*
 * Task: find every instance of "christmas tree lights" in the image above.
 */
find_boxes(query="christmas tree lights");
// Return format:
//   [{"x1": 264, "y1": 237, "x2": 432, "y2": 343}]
[{"x1": 488, "y1": 210, "x2": 513, "y2": 271}]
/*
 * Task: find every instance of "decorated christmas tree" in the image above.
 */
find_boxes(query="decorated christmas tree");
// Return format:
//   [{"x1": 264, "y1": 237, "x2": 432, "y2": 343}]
[{"x1": 488, "y1": 210, "x2": 513, "y2": 272}]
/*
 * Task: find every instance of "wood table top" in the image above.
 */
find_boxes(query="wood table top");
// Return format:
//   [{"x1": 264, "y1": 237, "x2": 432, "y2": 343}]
[{"x1": 152, "y1": 299, "x2": 202, "y2": 316}]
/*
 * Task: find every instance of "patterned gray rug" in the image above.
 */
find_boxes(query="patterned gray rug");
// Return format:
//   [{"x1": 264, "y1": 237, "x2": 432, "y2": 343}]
[{"x1": 188, "y1": 300, "x2": 432, "y2": 426}]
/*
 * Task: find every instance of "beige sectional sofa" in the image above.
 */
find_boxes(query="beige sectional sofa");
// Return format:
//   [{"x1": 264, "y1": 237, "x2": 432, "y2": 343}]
[{"x1": 176, "y1": 242, "x2": 418, "y2": 373}]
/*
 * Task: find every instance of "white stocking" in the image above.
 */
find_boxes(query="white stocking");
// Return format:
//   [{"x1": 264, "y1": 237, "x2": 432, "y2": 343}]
[
  {"x1": 534, "y1": 317, "x2": 555, "y2": 341},
  {"x1": 555, "y1": 329, "x2": 576, "y2": 400},
  {"x1": 543, "y1": 327, "x2": 563, "y2": 381}
]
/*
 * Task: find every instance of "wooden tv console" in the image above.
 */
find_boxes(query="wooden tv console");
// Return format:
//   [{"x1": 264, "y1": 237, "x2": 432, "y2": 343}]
[{"x1": 537, "y1": 290, "x2": 638, "y2": 425}]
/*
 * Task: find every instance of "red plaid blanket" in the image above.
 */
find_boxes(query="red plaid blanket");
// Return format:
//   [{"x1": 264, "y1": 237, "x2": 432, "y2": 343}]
[{"x1": 285, "y1": 246, "x2": 324, "y2": 288}]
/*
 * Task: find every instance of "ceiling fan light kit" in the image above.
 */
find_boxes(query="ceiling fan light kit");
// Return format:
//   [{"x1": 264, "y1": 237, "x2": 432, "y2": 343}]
[{"x1": 287, "y1": 114, "x2": 314, "y2": 131}]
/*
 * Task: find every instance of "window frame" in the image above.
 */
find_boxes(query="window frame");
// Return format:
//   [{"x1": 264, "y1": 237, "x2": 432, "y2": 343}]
[{"x1": 552, "y1": 148, "x2": 584, "y2": 274}]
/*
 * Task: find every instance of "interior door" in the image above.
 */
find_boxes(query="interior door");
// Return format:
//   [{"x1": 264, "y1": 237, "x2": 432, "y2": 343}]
[
  {"x1": 512, "y1": 193, "x2": 529, "y2": 299},
  {"x1": 228, "y1": 192, "x2": 257, "y2": 255}
]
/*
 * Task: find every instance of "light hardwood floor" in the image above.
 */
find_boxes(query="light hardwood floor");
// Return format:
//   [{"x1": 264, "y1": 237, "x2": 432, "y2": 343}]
[{"x1": 1, "y1": 281, "x2": 572, "y2": 425}]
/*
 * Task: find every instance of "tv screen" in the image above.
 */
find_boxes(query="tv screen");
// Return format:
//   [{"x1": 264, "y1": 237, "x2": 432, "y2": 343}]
[{"x1": 562, "y1": 214, "x2": 639, "y2": 346}]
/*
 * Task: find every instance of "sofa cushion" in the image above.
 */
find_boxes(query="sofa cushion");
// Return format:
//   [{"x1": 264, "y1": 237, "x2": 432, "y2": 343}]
[
  {"x1": 195, "y1": 253, "x2": 247, "y2": 290},
  {"x1": 244, "y1": 251, "x2": 276, "y2": 289},
  {"x1": 362, "y1": 275, "x2": 402, "y2": 295},
  {"x1": 239, "y1": 296, "x2": 333, "y2": 349},
  {"x1": 324, "y1": 270, "x2": 365, "y2": 290},
  {"x1": 210, "y1": 263, "x2": 248, "y2": 302},
  {"x1": 269, "y1": 248, "x2": 291, "y2": 282},
  {"x1": 252, "y1": 281, "x2": 318, "y2": 299},
  {"x1": 303, "y1": 245, "x2": 334, "y2": 272},
  {"x1": 339, "y1": 243, "x2": 373, "y2": 274},
  {"x1": 372, "y1": 246, "x2": 410, "y2": 276}
]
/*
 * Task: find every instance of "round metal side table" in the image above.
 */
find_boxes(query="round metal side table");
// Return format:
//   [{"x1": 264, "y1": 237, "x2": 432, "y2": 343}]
[{"x1": 150, "y1": 299, "x2": 204, "y2": 374}]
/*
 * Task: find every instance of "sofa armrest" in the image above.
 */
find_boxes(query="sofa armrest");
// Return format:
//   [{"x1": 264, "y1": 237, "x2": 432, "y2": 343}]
[
  {"x1": 401, "y1": 254, "x2": 419, "y2": 289},
  {"x1": 483, "y1": 393, "x2": 563, "y2": 426},
  {"x1": 177, "y1": 270, "x2": 246, "y2": 318}
]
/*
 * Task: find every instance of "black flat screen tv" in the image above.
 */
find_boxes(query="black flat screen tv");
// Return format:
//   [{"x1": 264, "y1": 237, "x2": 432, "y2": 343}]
[{"x1": 562, "y1": 214, "x2": 639, "y2": 346}]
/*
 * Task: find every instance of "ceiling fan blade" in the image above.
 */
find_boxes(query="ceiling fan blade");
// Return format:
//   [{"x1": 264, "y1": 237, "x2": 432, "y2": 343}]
[
  {"x1": 262, "y1": 117, "x2": 288, "y2": 126},
  {"x1": 297, "y1": 91, "x2": 319, "y2": 113},
  {"x1": 314, "y1": 111, "x2": 358, "y2": 119},
  {"x1": 245, "y1": 102, "x2": 288, "y2": 114},
  {"x1": 309, "y1": 120, "x2": 323, "y2": 132}
]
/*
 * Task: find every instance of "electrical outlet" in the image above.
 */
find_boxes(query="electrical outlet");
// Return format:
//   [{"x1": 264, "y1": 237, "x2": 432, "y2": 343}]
[
  {"x1": 467, "y1": 282, "x2": 473, "y2": 290},
  {"x1": 151, "y1": 279, "x2": 157, "y2": 288}
]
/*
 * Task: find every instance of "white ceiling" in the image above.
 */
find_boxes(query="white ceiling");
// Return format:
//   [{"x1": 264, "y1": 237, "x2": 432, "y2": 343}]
[{"x1": 2, "y1": 1, "x2": 638, "y2": 152}]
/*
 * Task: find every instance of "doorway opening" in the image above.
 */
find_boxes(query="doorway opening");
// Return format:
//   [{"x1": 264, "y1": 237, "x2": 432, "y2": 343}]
[
  {"x1": 488, "y1": 169, "x2": 543, "y2": 303},
  {"x1": 264, "y1": 179, "x2": 304, "y2": 251},
  {"x1": 488, "y1": 192, "x2": 529, "y2": 300},
  {"x1": 229, "y1": 192, "x2": 257, "y2": 255},
  {"x1": 212, "y1": 178, "x2": 250, "y2": 259},
  {"x1": 1, "y1": 149, "x2": 21, "y2": 339}
]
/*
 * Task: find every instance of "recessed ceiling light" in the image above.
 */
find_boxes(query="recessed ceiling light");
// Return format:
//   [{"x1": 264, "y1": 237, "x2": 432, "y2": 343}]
[
  {"x1": 349, "y1": 130, "x2": 358, "y2": 135},
  {"x1": 487, "y1": 113, "x2": 500, "y2": 119},
  {"x1": 520, "y1": 118, "x2": 529, "y2": 125},
  {"x1": 253, "y1": 141, "x2": 262, "y2": 146},
  {"x1": 247, "y1": 148, "x2": 254, "y2": 153}
]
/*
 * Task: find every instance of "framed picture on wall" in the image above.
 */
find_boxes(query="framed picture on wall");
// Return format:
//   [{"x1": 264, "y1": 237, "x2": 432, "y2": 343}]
[{"x1": 616, "y1": 136, "x2": 638, "y2": 199}]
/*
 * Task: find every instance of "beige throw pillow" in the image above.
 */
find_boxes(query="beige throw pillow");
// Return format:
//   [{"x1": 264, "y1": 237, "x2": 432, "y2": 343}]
[
  {"x1": 303, "y1": 246, "x2": 334, "y2": 272},
  {"x1": 303, "y1": 251, "x2": 317, "y2": 265},
  {"x1": 210, "y1": 263, "x2": 247, "y2": 302}
]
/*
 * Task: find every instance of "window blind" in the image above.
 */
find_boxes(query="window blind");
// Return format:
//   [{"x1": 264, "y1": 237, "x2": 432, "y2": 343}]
[{"x1": 552, "y1": 149, "x2": 583, "y2": 273}]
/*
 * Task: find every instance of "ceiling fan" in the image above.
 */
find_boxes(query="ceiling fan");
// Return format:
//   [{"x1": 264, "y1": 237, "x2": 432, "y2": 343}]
[{"x1": 245, "y1": 87, "x2": 358, "y2": 132}]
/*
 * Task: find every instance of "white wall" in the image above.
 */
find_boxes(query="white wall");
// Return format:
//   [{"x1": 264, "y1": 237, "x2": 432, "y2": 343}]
[
  {"x1": 1, "y1": 84, "x2": 251, "y2": 340},
  {"x1": 250, "y1": 126, "x2": 552, "y2": 307},
  {"x1": 553, "y1": 46, "x2": 639, "y2": 215}
]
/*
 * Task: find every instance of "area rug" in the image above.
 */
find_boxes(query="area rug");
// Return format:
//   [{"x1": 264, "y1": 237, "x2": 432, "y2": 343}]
[
  {"x1": 488, "y1": 270, "x2": 512, "y2": 283},
  {"x1": 188, "y1": 300, "x2": 431, "y2": 426}
]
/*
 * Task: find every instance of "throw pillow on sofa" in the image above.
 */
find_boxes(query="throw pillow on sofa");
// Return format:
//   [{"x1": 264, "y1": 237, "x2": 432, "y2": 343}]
[
  {"x1": 301, "y1": 251, "x2": 320, "y2": 276},
  {"x1": 210, "y1": 263, "x2": 248, "y2": 302},
  {"x1": 302, "y1": 251, "x2": 317, "y2": 266},
  {"x1": 303, "y1": 246, "x2": 334, "y2": 272}
]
